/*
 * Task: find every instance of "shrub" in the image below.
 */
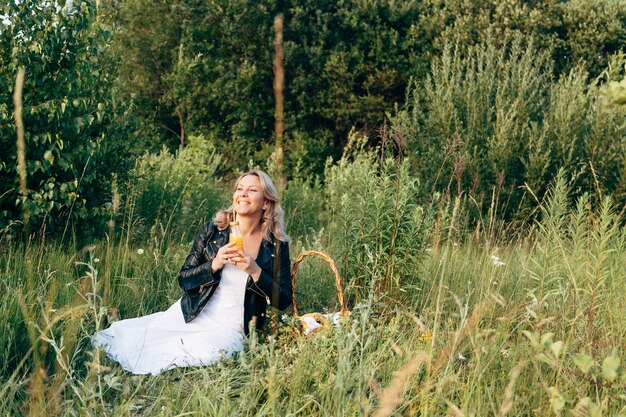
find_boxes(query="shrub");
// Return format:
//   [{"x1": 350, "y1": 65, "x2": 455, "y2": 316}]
[
  {"x1": 321, "y1": 133, "x2": 434, "y2": 305},
  {"x1": 126, "y1": 134, "x2": 225, "y2": 245},
  {"x1": 394, "y1": 36, "x2": 626, "y2": 222}
]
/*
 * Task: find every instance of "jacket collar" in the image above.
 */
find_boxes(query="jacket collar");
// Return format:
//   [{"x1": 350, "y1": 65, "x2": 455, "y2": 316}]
[{"x1": 255, "y1": 236, "x2": 276, "y2": 271}]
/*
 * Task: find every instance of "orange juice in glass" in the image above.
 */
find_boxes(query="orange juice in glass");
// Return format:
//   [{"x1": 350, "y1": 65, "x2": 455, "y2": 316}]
[{"x1": 229, "y1": 221, "x2": 244, "y2": 251}]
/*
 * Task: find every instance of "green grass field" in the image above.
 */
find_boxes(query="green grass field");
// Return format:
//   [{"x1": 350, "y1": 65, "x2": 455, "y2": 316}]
[{"x1": 1, "y1": 178, "x2": 624, "y2": 416}]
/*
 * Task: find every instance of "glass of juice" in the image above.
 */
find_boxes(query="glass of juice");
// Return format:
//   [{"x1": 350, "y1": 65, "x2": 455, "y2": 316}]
[{"x1": 229, "y1": 221, "x2": 244, "y2": 251}]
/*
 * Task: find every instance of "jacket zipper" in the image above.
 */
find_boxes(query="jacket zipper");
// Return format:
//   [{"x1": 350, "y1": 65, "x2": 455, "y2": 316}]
[
  {"x1": 248, "y1": 278, "x2": 271, "y2": 305},
  {"x1": 199, "y1": 279, "x2": 218, "y2": 293}
]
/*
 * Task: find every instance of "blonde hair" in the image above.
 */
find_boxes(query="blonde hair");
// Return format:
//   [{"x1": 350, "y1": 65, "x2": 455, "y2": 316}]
[{"x1": 214, "y1": 170, "x2": 290, "y2": 242}]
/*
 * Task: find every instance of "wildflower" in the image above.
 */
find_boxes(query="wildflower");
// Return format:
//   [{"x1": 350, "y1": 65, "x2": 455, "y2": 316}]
[
  {"x1": 490, "y1": 255, "x2": 505, "y2": 267},
  {"x1": 137, "y1": 248, "x2": 144, "y2": 255},
  {"x1": 482, "y1": 347, "x2": 488, "y2": 354},
  {"x1": 418, "y1": 329, "x2": 433, "y2": 344},
  {"x1": 501, "y1": 349, "x2": 510, "y2": 358},
  {"x1": 529, "y1": 295, "x2": 539, "y2": 308},
  {"x1": 93, "y1": 258, "x2": 100, "y2": 263},
  {"x1": 458, "y1": 353, "x2": 466, "y2": 360}
]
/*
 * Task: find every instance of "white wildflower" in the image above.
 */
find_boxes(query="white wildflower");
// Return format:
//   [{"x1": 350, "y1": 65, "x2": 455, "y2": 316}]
[
  {"x1": 93, "y1": 258, "x2": 100, "y2": 263},
  {"x1": 491, "y1": 255, "x2": 505, "y2": 267},
  {"x1": 501, "y1": 349, "x2": 510, "y2": 358},
  {"x1": 482, "y1": 347, "x2": 488, "y2": 354},
  {"x1": 458, "y1": 353, "x2": 466, "y2": 360},
  {"x1": 137, "y1": 248, "x2": 144, "y2": 255}
]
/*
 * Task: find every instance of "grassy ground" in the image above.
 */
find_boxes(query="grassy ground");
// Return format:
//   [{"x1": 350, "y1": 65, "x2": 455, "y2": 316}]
[{"x1": 1, "y1": 190, "x2": 625, "y2": 416}]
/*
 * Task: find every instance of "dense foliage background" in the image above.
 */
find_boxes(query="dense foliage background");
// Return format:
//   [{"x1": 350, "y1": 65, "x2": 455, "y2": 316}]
[
  {"x1": 1, "y1": 0, "x2": 625, "y2": 240},
  {"x1": 1, "y1": 1, "x2": 625, "y2": 415}
]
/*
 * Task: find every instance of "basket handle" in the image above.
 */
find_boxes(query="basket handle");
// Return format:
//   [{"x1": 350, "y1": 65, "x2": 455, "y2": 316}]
[{"x1": 291, "y1": 250, "x2": 345, "y2": 317}]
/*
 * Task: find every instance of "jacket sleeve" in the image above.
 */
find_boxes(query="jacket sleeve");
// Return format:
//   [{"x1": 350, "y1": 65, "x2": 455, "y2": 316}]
[
  {"x1": 251, "y1": 241, "x2": 292, "y2": 310},
  {"x1": 178, "y1": 221, "x2": 220, "y2": 292}
]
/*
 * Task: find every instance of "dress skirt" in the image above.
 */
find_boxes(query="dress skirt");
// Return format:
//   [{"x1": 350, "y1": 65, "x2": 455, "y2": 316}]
[{"x1": 93, "y1": 264, "x2": 248, "y2": 375}]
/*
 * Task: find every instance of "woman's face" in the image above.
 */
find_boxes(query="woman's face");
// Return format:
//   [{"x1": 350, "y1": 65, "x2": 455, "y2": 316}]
[{"x1": 233, "y1": 175, "x2": 268, "y2": 217}]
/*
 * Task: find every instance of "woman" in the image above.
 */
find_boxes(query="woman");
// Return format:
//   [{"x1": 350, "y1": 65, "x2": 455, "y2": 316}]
[{"x1": 93, "y1": 170, "x2": 292, "y2": 375}]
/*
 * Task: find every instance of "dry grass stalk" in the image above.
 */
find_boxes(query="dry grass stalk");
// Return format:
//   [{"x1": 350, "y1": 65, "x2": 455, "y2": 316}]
[
  {"x1": 14, "y1": 67, "x2": 26, "y2": 195},
  {"x1": 497, "y1": 361, "x2": 527, "y2": 417},
  {"x1": 372, "y1": 351, "x2": 429, "y2": 417},
  {"x1": 14, "y1": 67, "x2": 28, "y2": 228},
  {"x1": 446, "y1": 400, "x2": 466, "y2": 416},
  {"x1": 273, "y1": 13, "x2": 285, "y2": 191},
  {"x1": 432, "y1": 300, "x2": 489, "y2": 375}
]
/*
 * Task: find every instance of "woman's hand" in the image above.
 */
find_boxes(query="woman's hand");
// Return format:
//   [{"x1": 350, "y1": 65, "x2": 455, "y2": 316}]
[
  {"x1": 211, "y1": 242, "x2": 239, "y2": 273},
  {"x1": 231, "y1": 250, "x2": 262, "y2": 281}
]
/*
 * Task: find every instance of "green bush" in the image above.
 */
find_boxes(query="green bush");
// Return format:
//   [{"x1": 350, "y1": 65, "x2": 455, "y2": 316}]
[
  {"x1": 127, "y1": 134, "x2": 225, "y2": 244},
  {"x1": 420, "y1": 0, "x2": 626, "y2": 79},
  {"x1": 394, "y1": 36, "x2": 626, "y2": 222},
  {"x1": 321, "y1": 133, "x2": 434, "y2": 305},
  {"x1": 0, "y1": 0, "x2": 136, "y2": 239}
]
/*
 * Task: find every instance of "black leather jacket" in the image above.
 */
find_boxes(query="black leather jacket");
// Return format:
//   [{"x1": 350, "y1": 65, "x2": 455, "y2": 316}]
[{"x1": 178, "y1": 221, "x2": 292, "y2": 335}]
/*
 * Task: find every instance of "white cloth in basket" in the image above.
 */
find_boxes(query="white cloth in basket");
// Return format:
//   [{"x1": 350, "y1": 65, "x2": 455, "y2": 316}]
[{"x1": 301, "y1": 311, "x2": 343, "y2": 335}]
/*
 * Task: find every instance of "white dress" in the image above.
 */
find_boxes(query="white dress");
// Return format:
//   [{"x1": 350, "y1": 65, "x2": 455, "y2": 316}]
[{"x1": 93, "y1": 264, "x2": 248, "y2": 375}]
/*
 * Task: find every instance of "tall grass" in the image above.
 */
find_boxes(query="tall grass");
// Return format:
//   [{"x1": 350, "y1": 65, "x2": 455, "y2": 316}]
[
  {"x1": 395, "y1": 36, "x2": 626, "y2": 221},
  {"x1": 1, "y1": 166, "x2": 624, "y2": 416},
  {"x1": 321, "y1": 132, "x2": 435, "y2": 306}
]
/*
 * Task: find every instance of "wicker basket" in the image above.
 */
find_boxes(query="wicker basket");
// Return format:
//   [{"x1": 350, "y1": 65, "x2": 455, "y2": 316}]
[{"x1": 291, "y1": 250, "x2": 346, "y2": 336}]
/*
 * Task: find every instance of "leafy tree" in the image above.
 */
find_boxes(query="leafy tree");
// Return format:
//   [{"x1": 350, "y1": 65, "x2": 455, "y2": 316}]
[
  {"x1": 282, "y1": 0, "x2": 425, "y2": 173},
  {"x1": 419, "y1": 0, "x2": 626, "y2": 79},
  {"x1": 0, "y1": 0, "x2": 133, "y2": 238},
  {"x1": 108, "y1": 0, "x2": 430, "y2": 175}
]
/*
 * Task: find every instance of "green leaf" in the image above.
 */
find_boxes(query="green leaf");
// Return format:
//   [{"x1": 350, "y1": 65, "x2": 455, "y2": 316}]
[
  {"x1": 522, "y1": 330, "x2": 540, "y2": 348},
  {"x1": 602, "y1": 353, "x2": 620, "y2": 382},
  {"x1": 550, "y1": 341, "x2": 564, "y2": 359},
  {"x1": 548, "y1": 387, "x2": 566, "y2": 413},
  {"x1": 576, "y1": 397, "x2": 601, "y2": 417},
  {"x1": 537, "y1": 353, "x2": 557, "y2": 366},
  {"x1": 573, "y1": 353, "x2": 595, "y2": 374},
  {"x1": 540, "y1": 333, "x2": 554, "y2": 346}
]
